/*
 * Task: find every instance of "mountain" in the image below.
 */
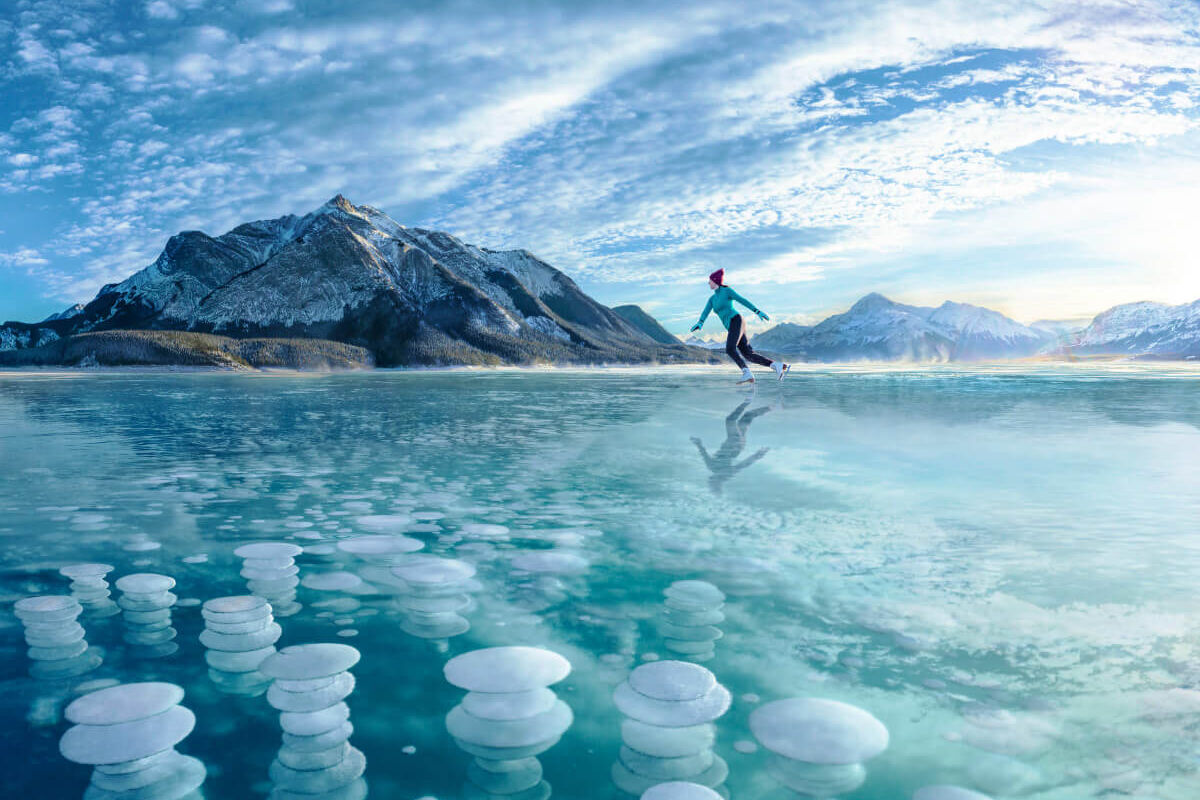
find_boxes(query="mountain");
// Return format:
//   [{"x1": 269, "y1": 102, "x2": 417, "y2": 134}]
[
  {"x1": 42, "y1": 303, "x2": 85, "y2": 322},
  {"x1": 0, "y1": 196, "x2": 710, "y2": 367},
  {"x1": 684, "y1": 335, "x2": 725, "y2": 350},
  {"x1": 1067, "y1": 299, "x2": 1200, "y2": 358},
  {"x1": 1030, "y1": 319, "x2": 1086, "y2": 337},
  {"x1": 752, "y1": 293, "x2": 1051, "y2": 361},
  {"x1": 751, "y1": 322, "x2": 811, "y2": 353},
  {"x1": 925, "y1": 300, "x2": 1050, "y2": 359},
  {"x1": 611, "y1": 305, "x2": 680, "y2": 344}
]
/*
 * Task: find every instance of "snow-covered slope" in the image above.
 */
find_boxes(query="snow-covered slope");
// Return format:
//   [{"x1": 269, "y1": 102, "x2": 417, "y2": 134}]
[
  {"x1": 41, "y1": 303, "x2": 84, "y2": 322},
  {"x1": 925, "y1": 300, "x2": 1049, "y2": 359},
  {"x1": 611, "y1": 305, "x2": 679, "y2": 345},
  {"x1": 751, "y1": 293, "x2": 1050, "y2": 361},
  {"x1": 1069, "y1": 299, "x2": 1200, "y2": 358},
  {"x1": 751, "y1": 322, "x2": 811, "y2": 352},
  {"x1": 1, "y1": 196, "x2": 706, "y2": 366}
]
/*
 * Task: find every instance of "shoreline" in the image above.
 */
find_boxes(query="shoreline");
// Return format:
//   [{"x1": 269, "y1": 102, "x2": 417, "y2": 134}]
[{"x1": 4, "y1": 359, "x2": 1200, "y2": 378}]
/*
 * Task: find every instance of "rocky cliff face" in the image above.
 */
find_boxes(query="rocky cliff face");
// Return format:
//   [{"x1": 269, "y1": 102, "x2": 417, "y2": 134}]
[{"x1": 1, "y1": 196, "x2": 706, "y2": 367}]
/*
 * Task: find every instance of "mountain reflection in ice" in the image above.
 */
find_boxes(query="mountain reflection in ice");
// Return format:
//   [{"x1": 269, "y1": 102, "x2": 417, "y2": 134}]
[{"x1": 2, "y1": 365, "x2": 1200, "y2": 799}]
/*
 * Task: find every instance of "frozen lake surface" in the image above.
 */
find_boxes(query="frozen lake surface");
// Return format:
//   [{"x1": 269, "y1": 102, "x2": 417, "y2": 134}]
[{"x1": 2, "y1": 365, "x2": 1199, "y2": 799}]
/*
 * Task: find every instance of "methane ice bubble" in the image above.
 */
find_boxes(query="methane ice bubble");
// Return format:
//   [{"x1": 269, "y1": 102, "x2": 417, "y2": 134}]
[
  {"x1": 640, "y1": 782, "x2": 723, "y2": 800},
  {"x1": 460, "y1": 522, "x2": 511, "y2": 540},
  {"x1": 913, "y1": 787, "x2": 994, "y2": 800},
  {"x1": 510, "y1": 551, "x2": 590, "y2": 575},
  {"x1": 354, "y1": 514, "x2": 413, "y2": 533},
  {"x1": 705, "y1": 557, "x2": 778, "y2": 597},
  {"x1": 115, "y1": 573, "x2": 179, "y2": 658},
  {"x1": 658, "y1": 581, "x2": 725, "y2": 663},
  {"x1": 235, "y1": 542, "x2": 303, "y2": 617},
  {"x1": 59, "y1": 681, "x2": 206, "y2": 800},
  {"x1": 391, "y1": 556, "x2": 478, "y2": 646},
  {"x1": 444, "y1": 646, "x2": 572, "y2": 799},
  {"x1": 201, "y1": 595, "x2": 282, "y2": 696},
  {"x1": 261, "y1": 644, "x2": 365, "y2": 799},
  {"x1": 749, "y1": 698, "x2": 889, "y2": 798},
  {"x1": 337, "y1": 534, "x2": 424, "y2": 566},
  {"x1": 301, "y1": 571, "x2": 367, "y2": 592},
  {"x1": 966, "y1": 753, "x2": 1041, "y2": 797},
  {"x1": 612, "y1": 661, "x2": 730, "y2": 795},
  {"x1": 14, "y1": 595, "x2": 101, "y2": 680},
  {"x1": 60, "y1": 563, "x2": 120, "y2": 618}
]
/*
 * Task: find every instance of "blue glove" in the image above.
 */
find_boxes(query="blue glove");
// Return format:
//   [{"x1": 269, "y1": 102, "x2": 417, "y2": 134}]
[
  {"x1": 756, "y1": 311, "x2": 769, "y2": 322},
  {"x1": 690, "y1": 323, "x2": 702, "y2": 332}
]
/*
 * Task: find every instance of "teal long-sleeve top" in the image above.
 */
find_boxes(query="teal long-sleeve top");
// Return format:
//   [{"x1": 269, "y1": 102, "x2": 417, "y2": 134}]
[{"x1": 695, "y1": 286, "x2": 762, "y2": 331}]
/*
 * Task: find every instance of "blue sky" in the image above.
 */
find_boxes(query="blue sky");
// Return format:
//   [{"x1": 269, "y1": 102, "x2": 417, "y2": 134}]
[{"x1": 2, "y1": 0, "x2": 1199, "y2": 335}]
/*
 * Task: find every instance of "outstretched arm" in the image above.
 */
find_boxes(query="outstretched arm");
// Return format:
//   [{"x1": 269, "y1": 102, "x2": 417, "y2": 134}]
[
  {"x1": 690, "y1": 437, "x2": 717, "y2": 471},
  {"x1": 691, "y1": 297, "x2": 714, "y2": 332},
  {"x1": 730, "y1": 289, "x2": 768, "y2": 321}
]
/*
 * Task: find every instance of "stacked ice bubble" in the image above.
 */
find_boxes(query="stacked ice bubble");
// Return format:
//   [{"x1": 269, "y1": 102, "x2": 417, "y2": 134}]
[
  {"x1": 200, "y1": 595, "x2": 282, "y2": 696},
  {"x1": 640, "y1": 782, "x2": 723, "y2": 800},
  {"x1": 338, "y1": 534, "x2": 424, "y2": 592},
  {"x1": 13, "y1": 595, "x2": 101, "y2": 679},
  {"x1": 60, "y1": 563, "x2": 120, "y2": 617},
  {"x1": 59, "y1": 682, "x2": 206, "y2": 800},
  {"x1": 749, "y1": 698, "x2": 889, "y2": 798},
  {"x1": 509, "y1": 549, "x2": 590, "y2": 612},
  {"x1": 236, "y1": 542, "x2": 304, "y2": 617},
  {"x1": 337, "y1": 534, "x2": 424, "y2": 565},
  {"x1": 658, "y1": 581, "x2": 725, "y2": 662},
  {"x1": 391, "y1": 555, "x2": 477, "y2": 643},
  {"x1": 115, "y1": 573, "x2": 179, "y2": 657},
  {"x1": 260, "y1": 643, "x2": 366, "y2": 800},
  {"x1": 444, "y1": 646, "x2": 573, "y2": 800},
  {"x1": 612, "y1": 660, "x2": 731, "y2": 795}
]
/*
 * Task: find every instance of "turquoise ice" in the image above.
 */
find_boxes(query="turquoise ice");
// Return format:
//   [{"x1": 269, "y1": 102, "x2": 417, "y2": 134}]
[{"x1": 1, "y1": 365, "x2": 1199, "y2": 799}]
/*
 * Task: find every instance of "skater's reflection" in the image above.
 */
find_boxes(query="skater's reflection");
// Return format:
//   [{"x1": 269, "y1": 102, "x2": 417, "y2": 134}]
[{"x1": 691, "y1": 397, "x2": 771, "y2": 494}]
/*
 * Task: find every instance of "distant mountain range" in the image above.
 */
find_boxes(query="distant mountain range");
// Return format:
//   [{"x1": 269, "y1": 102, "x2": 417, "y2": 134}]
[
  {"x1": 0, "y1": 196, "x2": 709, "y2": 367},
  {"x1": 3, "y1": 197, "x2": 1196, "y2": 366},
  {"x1": 746, "y1": 293, "x2": 1200, "y2": 361}
]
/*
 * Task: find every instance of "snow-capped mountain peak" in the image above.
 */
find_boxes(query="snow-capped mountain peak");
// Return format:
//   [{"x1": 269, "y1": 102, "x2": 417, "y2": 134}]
[{"x1": 0, "y1": 196, "x2": 705, "y2": 366}]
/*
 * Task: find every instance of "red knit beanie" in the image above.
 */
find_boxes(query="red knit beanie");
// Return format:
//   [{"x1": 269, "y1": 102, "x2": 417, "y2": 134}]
[{"x1": 708, "y1": 268, "x2": 724, "y2": 286}]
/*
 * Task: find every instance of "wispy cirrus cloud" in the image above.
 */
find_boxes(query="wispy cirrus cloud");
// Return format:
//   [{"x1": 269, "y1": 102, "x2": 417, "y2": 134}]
[{"x1": 0, "y1": 0, "x2": 1198, "y2": 325}]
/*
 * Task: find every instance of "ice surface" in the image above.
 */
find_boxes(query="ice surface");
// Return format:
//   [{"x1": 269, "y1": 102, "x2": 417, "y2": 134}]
[{"x1": 7, "y1": 367, "x2": 1200, "y2": 799}]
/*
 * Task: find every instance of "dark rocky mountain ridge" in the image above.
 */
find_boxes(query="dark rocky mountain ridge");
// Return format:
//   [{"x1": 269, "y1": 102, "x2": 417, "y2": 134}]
[{"x1": 1, "y1": 196, "x2": 709, "y2": 367}]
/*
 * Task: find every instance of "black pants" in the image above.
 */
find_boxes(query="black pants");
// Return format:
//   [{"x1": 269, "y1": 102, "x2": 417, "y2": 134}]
[{"x1": 726, "y1": 314, "x2": 773, "y2": 370}]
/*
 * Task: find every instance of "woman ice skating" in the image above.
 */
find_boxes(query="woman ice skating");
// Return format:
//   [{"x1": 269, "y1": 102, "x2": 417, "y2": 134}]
[{"x1": 691, "y1": 269, "x2": 790, "y2": 384}]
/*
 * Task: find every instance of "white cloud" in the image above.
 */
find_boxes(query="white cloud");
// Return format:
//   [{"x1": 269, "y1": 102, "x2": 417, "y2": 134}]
[
  {"x1": 238, "y1": 0, "x2": 294, "y2": 14},
  {"x1": 4, "y1": 0, "x2": 1200, "y2": 317},
  {"x1": 146, "y1": 1, "x2": 181, "y2": 20},
  {"x1": 0, "y1": 247, "x2": 50, "y2": 268}
]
